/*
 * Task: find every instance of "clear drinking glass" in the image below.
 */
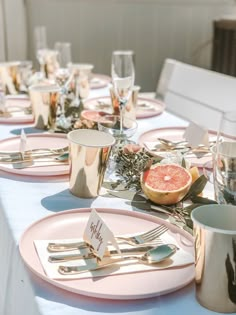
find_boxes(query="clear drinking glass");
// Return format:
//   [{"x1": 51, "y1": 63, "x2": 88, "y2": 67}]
[
  {"x1": 111, "y1": 50, "x2": 135, "y2": 134},
  {"x1": 213, "y1": 111, "x2": 236, "y2": 205},
  {"x1": 98, "y1": 114, "x2": 137, "y2": 153}
]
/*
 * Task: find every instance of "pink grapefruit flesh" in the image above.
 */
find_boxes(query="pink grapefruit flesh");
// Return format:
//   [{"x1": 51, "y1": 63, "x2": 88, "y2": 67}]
[{"x1": 141, "y1": 163, "x2": 192, "y2": 205}]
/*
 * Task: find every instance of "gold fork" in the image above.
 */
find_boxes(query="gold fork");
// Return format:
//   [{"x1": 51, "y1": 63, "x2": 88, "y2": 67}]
[{"x1": 47, "y1": 224, "x2": 169, "y2": 252}]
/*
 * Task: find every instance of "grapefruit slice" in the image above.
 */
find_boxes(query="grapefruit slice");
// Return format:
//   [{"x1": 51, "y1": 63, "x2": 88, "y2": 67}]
[{"x1": 141, "y1": 163, "x2": 192, "y2": 205}]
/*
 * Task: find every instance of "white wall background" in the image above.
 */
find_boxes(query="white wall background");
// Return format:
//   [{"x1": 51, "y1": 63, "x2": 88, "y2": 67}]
[{"x1": 2, "y1": 0, "x2": 236, "y2": 91}]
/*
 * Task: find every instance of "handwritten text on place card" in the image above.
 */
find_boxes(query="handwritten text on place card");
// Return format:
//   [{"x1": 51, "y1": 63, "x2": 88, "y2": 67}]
[{"x1": 83, "y1": 209, "x2": 121, "y2": 259}]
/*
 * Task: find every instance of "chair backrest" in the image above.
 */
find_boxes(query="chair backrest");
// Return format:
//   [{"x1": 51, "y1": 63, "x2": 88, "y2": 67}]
[{"x1": 156, "y1": 59, "x2": 236, "y2": 131}]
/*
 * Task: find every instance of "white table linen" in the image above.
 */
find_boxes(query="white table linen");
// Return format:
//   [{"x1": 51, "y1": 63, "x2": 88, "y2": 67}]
[{"x1": 0, "y1": 88, "x2": 218, "y2": 315}]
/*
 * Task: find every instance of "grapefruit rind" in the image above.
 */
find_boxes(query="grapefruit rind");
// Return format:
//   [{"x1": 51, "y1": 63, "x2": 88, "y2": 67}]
[{"x1": 141, "y1": 163, "x2": 192, "y2": 205}]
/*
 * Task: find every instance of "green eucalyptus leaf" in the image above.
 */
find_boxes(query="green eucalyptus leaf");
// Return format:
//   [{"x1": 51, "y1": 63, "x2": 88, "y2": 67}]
[
  {"x1": 182, "y1": 174, "x2": 208, "y2": 201},
  {"x1": 183, "y1": 219, "x2": 193, "y2": 231},
  {"x1": 183, "y1": 203, "x2": 203, "y2": 214},
  {"x1": 182, "y1": 158, "x2": 186, "y2": 168},
  {"x1": 108, "y1": 190, "x2": 137, "y2": 201},
  {"x1": 190, "y1": 195, "x2": 218, "y2": 204}
]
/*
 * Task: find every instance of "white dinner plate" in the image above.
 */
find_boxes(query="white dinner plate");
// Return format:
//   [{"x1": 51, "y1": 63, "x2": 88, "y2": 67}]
[
  {"x1": 19, "y1": 207, "x2": 194, "y2": 300},
  {"x1": 0, "y1": 133, "x2": 69, "y2": 176}
]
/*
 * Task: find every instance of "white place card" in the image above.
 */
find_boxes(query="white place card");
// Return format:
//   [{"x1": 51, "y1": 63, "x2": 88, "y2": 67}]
[
  {"x1": 83, "y1": 209, "x2": 121, "y2": 259},
  {"x1": 183, "y1": 122, "x2": 209, "y2": 148},
  {"x1": 19, "y1": 129, "x2": 27, "y2": 159}
]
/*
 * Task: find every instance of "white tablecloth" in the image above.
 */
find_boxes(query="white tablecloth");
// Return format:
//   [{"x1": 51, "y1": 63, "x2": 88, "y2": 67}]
[{"x1": 0, "y1": 88, "x2": 218, "y2": 315}]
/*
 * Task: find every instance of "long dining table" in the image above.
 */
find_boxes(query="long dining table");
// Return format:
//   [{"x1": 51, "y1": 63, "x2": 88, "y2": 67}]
[{"x1": 0, "y1": 85, "x2": 218, "y2": 315}]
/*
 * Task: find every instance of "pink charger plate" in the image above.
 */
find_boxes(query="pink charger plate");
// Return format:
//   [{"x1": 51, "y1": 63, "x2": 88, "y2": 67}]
[
  {"x1": 19, "y1": 207, "x2": 194, "y2": 300},
  {"x1": 83, "y1": 96, "x2": 165, "y2": 119},
  {"x1": 0, "y1": 96, "x2": 34, "y2": 124},
  {"x1": 139, "y1": 126, "x2": 216, "y2": 168},
  {"x1": 0, "y1": 133, "x2": 69, "y2": 176}
]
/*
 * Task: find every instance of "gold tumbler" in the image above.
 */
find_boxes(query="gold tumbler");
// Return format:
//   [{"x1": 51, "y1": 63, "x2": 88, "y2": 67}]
[
  {"x1": 191, "y1": 204, "x2": 236, "y2": 313},
  {"x1": 29, "y1": 83, "x2": 61, "y2": 130},
  {"x1": 67, "y1": 129, "x2": 115, "y2": 198},
  {"x1": 110, "y1": 85, "x2": 140, "y2": 122}
]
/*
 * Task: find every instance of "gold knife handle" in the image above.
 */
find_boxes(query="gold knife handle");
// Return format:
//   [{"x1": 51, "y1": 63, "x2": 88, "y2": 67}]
[
  {"x1": 48, "y1": 252, "x2": 95, "y2": 263},
  {"x1": 47, "y1": 241, "x2": 90, "y2": 252}
]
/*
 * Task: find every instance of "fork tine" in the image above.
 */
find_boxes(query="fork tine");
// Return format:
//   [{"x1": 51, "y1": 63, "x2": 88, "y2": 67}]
[
  {"x1": 138, "y1": 224, "x2": 165, "y2": 238},
  {"x1": 142, "y1": 225, "x2": 168, "y2": 242}
]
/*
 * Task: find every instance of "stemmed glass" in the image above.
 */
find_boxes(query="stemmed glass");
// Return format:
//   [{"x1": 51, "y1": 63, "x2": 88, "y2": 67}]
[
  {"x1": 54, "y1": 42, "x2": 72, "y2": 128},
  {"x1": 98, "y1": 114, "x2": 138, "y2": 176},
  {"x1": 111, "y1": 50, "x2": 135, "y2": 134},
  {"x1": 213, "y1": 111, "x2": 236, "y2": 204},
  {"x1": 34, "y1": 26, "x2": 48, "y2": 75}
]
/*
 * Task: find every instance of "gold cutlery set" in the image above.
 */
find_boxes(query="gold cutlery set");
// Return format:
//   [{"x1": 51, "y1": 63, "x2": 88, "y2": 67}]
[
  {"x1": 144, "y1": 137, "x2": 216, "y2": 157},
  {"x1": 45, "y1": 225, "x2": 177, "y2": 275},
  {"x1": 0, "y1": 146, "x2": 69, "y2": 166}
]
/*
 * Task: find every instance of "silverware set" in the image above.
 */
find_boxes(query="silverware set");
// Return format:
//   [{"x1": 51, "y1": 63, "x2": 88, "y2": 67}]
[
  {"x1": 46, "y1": 224, "x2": 176, "y2": 274},
  {"x1": 157, "y1": 137, "x2": 216, "y2": 152},
  {"x1": 0, "y1": 105, "x2": 32, "y2": 117},
  {"x1": 58, "y1": 244, "x2": 178, "y2": 275},
  {"x1": 0, "y1": 146, "x2": 69, "y2": 164},
  {"x1": 144, "y1": 137, "x2": 216, "y2": 156}
]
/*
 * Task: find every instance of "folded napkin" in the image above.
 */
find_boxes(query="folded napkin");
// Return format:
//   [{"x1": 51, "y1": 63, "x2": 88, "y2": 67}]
[{"x1": 34, "y1": 232, "x2": 194, "y2": 280}]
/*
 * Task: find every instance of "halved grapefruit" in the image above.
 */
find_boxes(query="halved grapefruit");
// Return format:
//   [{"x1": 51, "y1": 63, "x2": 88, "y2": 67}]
[{"x1": 141, "y1": 163, "x2": 192, "y2": 205}]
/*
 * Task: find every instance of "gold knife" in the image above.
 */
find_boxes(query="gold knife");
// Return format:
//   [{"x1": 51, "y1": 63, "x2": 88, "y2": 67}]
[{"x1": 48, "y1": 245, "x2": 155, "y2": 263}]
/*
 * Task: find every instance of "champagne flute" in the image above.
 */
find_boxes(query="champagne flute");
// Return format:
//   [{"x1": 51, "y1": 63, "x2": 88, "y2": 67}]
[
  {"x1": 111, "y1": 50, "x2": 135, "y2": 134},
  {"x1": 34, "y1": 26, "x2": 48, "y2": 74},
  {"x1": 54, "y1": 42, "x2": 72, "y2": 128},
  {"x1": 213, "y1": 111, "x2": 236, "y2": 204}
]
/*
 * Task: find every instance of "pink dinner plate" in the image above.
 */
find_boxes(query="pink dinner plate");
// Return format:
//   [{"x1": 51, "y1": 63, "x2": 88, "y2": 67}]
[
  {"x1": 90, "y1": 74, "x2": 111, "y2": 89},
  {"x1": 0, "y1": 96, "x2": 34, "y2": 124},
  {"x1": 19, "y1": 207, "x2": 194, "y2": 300},
  {"x1": 80, "y1": 110, "x2": 108, "y2": 123},
  {"x1": 0, "y1": 133, "x2": 69, "y2": 176},
  {"x1": 83, "y1": 96, "x2": 165, "y2": 119},
  {"x1": 139, "y1": 126, "x2": 216, "y2": 168}
]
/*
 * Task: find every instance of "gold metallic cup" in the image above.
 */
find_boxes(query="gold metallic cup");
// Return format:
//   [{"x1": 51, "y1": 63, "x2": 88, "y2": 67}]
[
  {"x1": 191, "y1": 205, "x2": 236, "y2": 313},
  {"x1": 110, "y1": 85, "x2": 140, "y2": 121},
  {"x1": 0, "y1": 61, "x2": 21, "y2": 94},
  {"x1": 0, "y1": 61, "x2": 33, "y2": 94},
  {"x1": 29, "y1": 83, "x2": 61, "y2": 130},
  {"x1": 67, "y1": 129, "x2": 115, "y2": 198}
]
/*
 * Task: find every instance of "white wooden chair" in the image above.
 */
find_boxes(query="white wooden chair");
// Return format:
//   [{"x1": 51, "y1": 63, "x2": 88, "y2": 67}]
[{"x1": 156, "y1": 59, "x2": 236, "y2": 131}]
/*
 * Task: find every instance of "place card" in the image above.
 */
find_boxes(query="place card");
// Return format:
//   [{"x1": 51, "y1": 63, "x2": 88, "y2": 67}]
[
  {"x1": 83, "y1": 208, "x2": 121, "y2": 259},
  {"x1": 0, "y1": 93, "x2": 6, "y2": 113},
  {"x1": 183, "y1": 122, "x2": 209, "y2": 148},
  {"x1": 19, "y1": 129, "x2": 27, "y2": 159}
]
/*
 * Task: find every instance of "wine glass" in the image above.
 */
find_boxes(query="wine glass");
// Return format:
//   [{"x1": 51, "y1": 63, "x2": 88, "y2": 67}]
[
  {"x1": 98, "y1": 114, "x2": 138, "y2": 177},
  {"x1": 111, "y1": 50, "x2": 135, "y2": 134},
  {"x1": 213, "y1": 111, "x2": 236, "y2": 204},
  {"x1": 98, "y1": 114, "x2": 138, "y2": 154},
  {"x1": 54, "y1": 43, "x2": 72, "y2": 128}
]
